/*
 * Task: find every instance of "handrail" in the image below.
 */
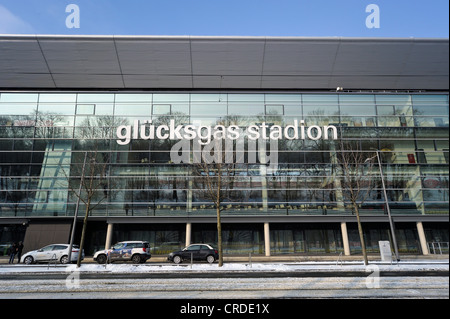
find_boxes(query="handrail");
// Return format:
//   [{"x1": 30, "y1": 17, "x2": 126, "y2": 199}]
[
  {"x1": 47, "y1": 253, "x2": 58, "y2": 269},
  {"x1": 428, "y1": 242, "x2": 449, "y2": 255},
  {"x1": 336, "y1": 252, "x2": 343, "y2": 266}
]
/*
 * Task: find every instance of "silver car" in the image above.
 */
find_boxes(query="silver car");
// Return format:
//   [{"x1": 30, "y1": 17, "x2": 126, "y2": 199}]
[{"x1": 21, "y1": 244, "x2": 84, "y2": 264}]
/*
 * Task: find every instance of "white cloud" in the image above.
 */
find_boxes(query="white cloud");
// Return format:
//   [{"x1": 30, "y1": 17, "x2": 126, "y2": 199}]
[{"x1": 0, "y1": 5, "x2": 35, "y2": 34}]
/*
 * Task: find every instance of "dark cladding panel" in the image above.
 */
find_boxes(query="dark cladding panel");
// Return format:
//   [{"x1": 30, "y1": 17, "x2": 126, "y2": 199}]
[
  {"x1": 22, "y1": 222, "x2": 71, "y2": 253},
  {"x1": 0, "y1": 35, "x2": 447, "y2": 90}
]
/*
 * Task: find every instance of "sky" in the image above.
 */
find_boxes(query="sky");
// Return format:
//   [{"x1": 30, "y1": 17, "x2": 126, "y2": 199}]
[{"x1": 0, "y1": 0, "x2": 448, "y2": 37}]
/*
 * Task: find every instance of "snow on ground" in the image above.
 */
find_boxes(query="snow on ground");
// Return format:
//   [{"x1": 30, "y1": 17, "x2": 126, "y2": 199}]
[{"x1": 0, "y1": 259, "x2": 448, "y2": 274}]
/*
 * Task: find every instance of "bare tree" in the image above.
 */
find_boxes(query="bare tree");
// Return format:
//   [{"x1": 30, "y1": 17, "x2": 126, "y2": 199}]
[
  {"x1": 65, "y1": 117, "x2": 118, "y2": 267},
  {"x1": 72, "y1": 149, "x2": 110, "y2": 267},
  {"x1": 335, "y1": 140, "x2": 376, "y2": 265},
  {"x1": 191, "y1": 120, "x2": 239, "y2": 267}
]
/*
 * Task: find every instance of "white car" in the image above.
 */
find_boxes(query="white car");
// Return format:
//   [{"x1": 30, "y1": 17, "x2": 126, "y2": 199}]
[
  {"x1": 21, "y1": 244, "x2": 84, "y2": 264},
  {"x1": 93, "y1": 241, "x2": 151, "y2": 264}
]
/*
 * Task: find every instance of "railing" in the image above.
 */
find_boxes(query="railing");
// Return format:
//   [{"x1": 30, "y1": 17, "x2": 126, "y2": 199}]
[
  {"x1": 428, "y1": 242, "x2": 449, "y2": 254},
  {"x1": 47, "y1": 253, "x2": 58, "y2": 269},
  {"x1": 336, "y1": 252, "x2": 343, "y2": 266}
]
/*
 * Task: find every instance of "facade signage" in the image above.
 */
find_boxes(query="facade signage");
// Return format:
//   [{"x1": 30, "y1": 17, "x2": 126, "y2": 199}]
[{"x1": 116, "y1": 119, "x2": 338, "y2": 146}]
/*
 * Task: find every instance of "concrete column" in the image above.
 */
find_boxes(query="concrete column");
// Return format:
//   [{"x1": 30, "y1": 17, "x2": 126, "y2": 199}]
[
  {"x1": 105, "y1": 223, "x2": 114, "y2": 250},
  {"x1": 416, "y1": 221, "x2": 429, "y2": 255},
  {"x1": 341, "y1": 222, "x2": 351, "y2": 256},
  {"x1": 264, "y1": 222, "x2": 271, "y2": 257},
  {"x1": 185, "y1": 222, "x2": 192, "y2": 247}
]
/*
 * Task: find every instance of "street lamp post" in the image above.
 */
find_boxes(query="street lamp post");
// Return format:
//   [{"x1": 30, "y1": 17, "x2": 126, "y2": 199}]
[
  {"x1": 374, "y1": 151, "x2": 400, "y2": 261},
  {"x1": 68, "y1": 152, "x2": 87, "y2": 263}
]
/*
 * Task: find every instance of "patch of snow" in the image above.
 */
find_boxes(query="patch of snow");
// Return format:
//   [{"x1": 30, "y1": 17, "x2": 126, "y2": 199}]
[{"x1": 0, "y1": 259, "x2": 447, "y2": 275}]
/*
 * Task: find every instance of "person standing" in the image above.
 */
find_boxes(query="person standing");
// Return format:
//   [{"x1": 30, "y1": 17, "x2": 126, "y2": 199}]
[
  {"x1": 16, "y1": 241, "x2": 24, "y2": 263},
  {"x1": 8, "y1": 242, "x2": 16, "y2": 264}
]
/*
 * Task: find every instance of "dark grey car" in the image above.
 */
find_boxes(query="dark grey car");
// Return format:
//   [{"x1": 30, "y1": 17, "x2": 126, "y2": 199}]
[{"x1": 168, "y1": 244, "x2": 218, "y2": 264}]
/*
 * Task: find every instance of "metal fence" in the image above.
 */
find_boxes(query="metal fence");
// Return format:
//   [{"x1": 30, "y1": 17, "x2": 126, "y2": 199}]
[{"x1": 428, "y1": 242, "x2": 449, "y2": 254}]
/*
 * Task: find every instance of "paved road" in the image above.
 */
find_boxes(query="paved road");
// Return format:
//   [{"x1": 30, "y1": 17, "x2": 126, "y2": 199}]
[{"x1": 0, "y1": 275, "x2": 448, "y2": 299}]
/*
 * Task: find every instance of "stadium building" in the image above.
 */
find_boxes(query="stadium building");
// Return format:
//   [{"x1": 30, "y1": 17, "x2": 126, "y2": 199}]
[{"x1": 0, "y1": 35, "x2": 448, "y2": 257}]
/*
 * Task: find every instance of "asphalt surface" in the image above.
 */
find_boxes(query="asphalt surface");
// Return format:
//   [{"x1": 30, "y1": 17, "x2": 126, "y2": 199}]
[
  {"x1": 0, "y1": 259, "x2": 448, "y2": 300},
  {"x1": 1, "y1": 276, "x2": 448, "y2": 299}
]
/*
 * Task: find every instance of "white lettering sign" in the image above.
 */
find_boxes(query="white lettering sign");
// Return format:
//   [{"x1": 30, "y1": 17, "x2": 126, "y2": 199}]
[{"x1": 115, "y1": 119, "x2": 337, "y2": 146}]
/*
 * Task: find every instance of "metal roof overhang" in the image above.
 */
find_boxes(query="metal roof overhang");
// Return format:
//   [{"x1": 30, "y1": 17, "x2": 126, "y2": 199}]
[{"x1": 0, "y1": 35, "x2": 448, "y2": 91}]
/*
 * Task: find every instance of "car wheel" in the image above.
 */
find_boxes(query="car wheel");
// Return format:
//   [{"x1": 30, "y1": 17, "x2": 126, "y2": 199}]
[
  {"x1": 206, "y1": 255, "x2": 215, "y2": 264},
  {"x1": 173, "y1": 255, "x2": 182, "y2": 264},
  {"x1": 24, "y1": 256, "x2": 34, "y2": 264},
  {"x1": 131, "y1": 254, "x2": 142, "y2": 264},
  {"x1": 60, "y1": 255, "x2": 70, "y2": 264},
  {"x1": 96, "y1": 254, "x2": 107, "y2": 264}
]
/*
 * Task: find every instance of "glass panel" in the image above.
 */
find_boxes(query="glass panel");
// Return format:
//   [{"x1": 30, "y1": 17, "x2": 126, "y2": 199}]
[
  {"x1": 265, "y1": 104, "x2": 284, "y2": 115},
  {"x1": 0, "y1": 93, "x2": 38, "y2": 103},
  {"x1": 77, "y1": 94, "x2": 115, "y2": 103},
  {"x1": 171, "y1": 104, "x2": 189, "y2": 115},
  {"x1": 413, "y1": 106, "x2": 449, "y2": 116},
  {"x1": 115, "y1": 104, "x2": 151, "y2": 116},
  {"x1": 412, "y1": 95, "x2": 448, "y2": 104},
  {"x1": 340, "y1": 95, "x2": 376, "y2": 116},
  {"x1": 284, "y1": 105, "x2": 302, "y2": 116},
  {"x1": 228, "y1": 104, "x2": 264, "y2": 116},
  {"x1": 228, "y1": 94, "x2": 264, "y2": 102},
  {"x1": 153, "y1": 94, "x2": 189, "y2": 103},
  {"x1": 303, "y1": 94, "x2": 338, "y2": 115},
  {"x1": 152, "y1": 104, "x2": 171, "y2": 115},
  {"x1": 377, "y1": 105, "x2": 395, "y2": 115},
  {"x1": 94, "y1": 104, "x2": 114, "y2": 115},
  {"x1": 191, "y1": 103, "x2": 227, "y2": 116},
  {"x1": 0, "y1": 105, "x2": 37, "y2": 115},
  {"x1": 38, "y1": 104, "x2": 75, "y2": 115},
  {"x1": 76, "y1": 104, "x2": 95, "y2": 115},
  {"x1": 39, "y1": 94, "x2": 77, "y2": 103},
  {"x1": 265, "y1": 94, "x2": 302, "y2": 103},
  {"x1": 115, "y1": 94, "x2": 152, "y2": 103}
]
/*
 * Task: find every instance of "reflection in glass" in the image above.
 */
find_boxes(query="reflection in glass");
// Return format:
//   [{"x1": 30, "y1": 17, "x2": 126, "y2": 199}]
[{"x1": 0, "y1": 92, "x2": 447, "y2": 218}]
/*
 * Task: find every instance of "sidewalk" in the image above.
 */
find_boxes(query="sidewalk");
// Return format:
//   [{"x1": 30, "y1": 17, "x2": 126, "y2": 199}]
[{"x1": 1, "y1": 253, "x2": 448, "y2": 264}]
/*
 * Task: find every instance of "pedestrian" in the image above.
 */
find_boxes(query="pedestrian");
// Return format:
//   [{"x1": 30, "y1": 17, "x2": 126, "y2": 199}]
[
  {"x1": 16, "y1": 241, "x2": 24, "y2": 263},
  {"x1": 8, "y1": 242, "x2": 16, "y2": 264}
]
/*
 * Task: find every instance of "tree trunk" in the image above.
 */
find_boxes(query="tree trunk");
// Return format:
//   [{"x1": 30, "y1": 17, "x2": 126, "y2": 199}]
[
  {"x1": 217, "y1": 206, "x2": 223, "y2": 267},
  {"x1": 354, "y1": 204, "x2": 369, "y2": 266},
  {"x1": 76, "y1": 198, "x2": 91, "y2": 268}
]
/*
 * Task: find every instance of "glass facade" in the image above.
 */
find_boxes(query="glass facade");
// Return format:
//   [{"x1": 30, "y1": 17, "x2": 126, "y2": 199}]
[
  {"x1": 1, "y1": 92, "x2": 448, "y2": 218},
  {"x1": 1, "y1": 91, "x2": 448, "y2": 256}
]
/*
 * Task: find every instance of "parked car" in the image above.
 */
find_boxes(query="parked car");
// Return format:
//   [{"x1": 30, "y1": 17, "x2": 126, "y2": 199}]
[
  {"x1": 21, "y1": 244, "x2": 84, "y2": 264},
  {"x1": 93, "y1": 241, "x2": 151, "y2": 264},
  {"x1": 168, "y1": 244, "x2": 218, "y2": 264}
]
